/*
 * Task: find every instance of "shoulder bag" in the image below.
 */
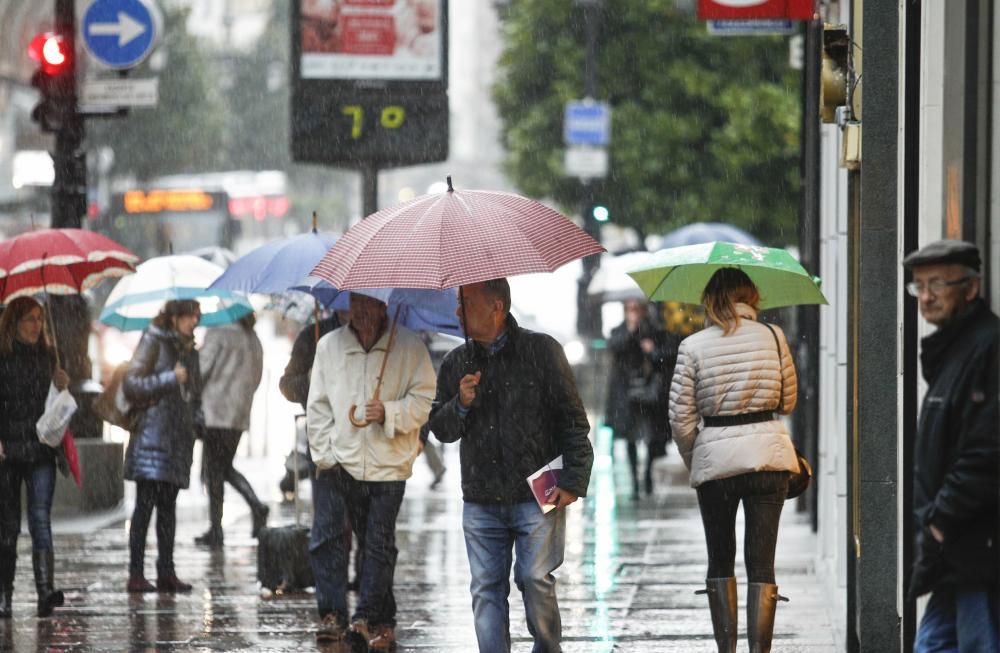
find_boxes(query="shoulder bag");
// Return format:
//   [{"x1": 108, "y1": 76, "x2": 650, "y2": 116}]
[{"x1": 762, "y1": 322, "x2": 813, "y2": 500}]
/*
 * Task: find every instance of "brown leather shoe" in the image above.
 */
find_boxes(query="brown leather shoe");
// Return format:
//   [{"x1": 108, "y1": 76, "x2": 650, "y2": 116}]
[
  {"x1": 347, "y1": 618, "x2": 370, "y2": 651},
  {"x1": 315, "y1": 613, "x2": 347, "y2": 644},
  {"x1": 126, "y1": 575, "x2": 156, "y2": 593},
  {"x1": 156, "y1": 575, "x2": 192, "y2": 593},
  {"x1": 368, "y1": 623, "x2": 397, "y2": 651}
]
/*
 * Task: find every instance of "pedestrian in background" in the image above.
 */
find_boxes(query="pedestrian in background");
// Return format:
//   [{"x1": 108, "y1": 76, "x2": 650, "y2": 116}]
[
  {"x1": 605, "y1": 298, "x2": 679, "y2": 498},
  {"x1": 669, "y1": 268, "x2": 800, "y2": 653},
  {"x1": 308, "y1": 293, "x2": 435, "y2": 650},
  {"x1": 123, "y1": 299, "x2": 203, "y2": 594},
  {"x1": 278, "y1": 312, "x2": 340, "y2": 497},
  {"x1": 0, "y1": 297, "x2": 69, "y2": 618},
  {"x1": 902, "y1": 240, "x2": 999, "y2": 652},
  {"x1": 428, "y1": 278, "x2": 594, "y2": 653},
  {"x1": 194, "y1": 312, "x2": 267, "y2": 549}
]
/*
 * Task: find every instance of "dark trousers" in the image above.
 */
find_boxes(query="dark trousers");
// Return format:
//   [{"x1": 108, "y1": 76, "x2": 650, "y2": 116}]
[
  {"x1": 129, "y1": 480, "x2": 181, "y2": 577},
  {"x1": 696, "y1": 471, "x2": 789, "y2": 584},
  {"x1": 310, "y1": 466, "x2": 405, "y2": 626},
  {"x1": 0, "y1": 461, "x2": 56, "y2": 552},
  {"x1": 202, "y1": 428, "x2": 262, "y2": 528}
]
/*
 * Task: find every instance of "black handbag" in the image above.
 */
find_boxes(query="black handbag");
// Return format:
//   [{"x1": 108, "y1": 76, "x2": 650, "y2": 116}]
[{"x1": 763, "y1": 323, "x2": 813, "y2": 500}]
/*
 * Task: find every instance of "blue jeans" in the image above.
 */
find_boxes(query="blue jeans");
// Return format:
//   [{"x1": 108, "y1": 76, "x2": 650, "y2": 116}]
[
  {"x1": 310, "y1": 466, "x2": 405, "y2": 626},
  {"x1": 915, "y1": 586, "x2": 999, "y2": 652},
  {"x1": 0, "y1": 461, "x2": 56, "y2": 551},
  {"x1": 463, "y1": 501, "x2": 566, "y2": 653}
]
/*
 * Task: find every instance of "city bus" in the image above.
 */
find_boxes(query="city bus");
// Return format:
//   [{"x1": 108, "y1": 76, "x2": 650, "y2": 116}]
[{"x1": 90, "y1": 170, "x2": 290, "y2": 261}]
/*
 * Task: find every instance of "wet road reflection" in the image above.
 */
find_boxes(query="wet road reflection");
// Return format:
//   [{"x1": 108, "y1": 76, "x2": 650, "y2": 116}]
[{"x1": 2, "y1": 440, "x2": 837, "y2": 652}]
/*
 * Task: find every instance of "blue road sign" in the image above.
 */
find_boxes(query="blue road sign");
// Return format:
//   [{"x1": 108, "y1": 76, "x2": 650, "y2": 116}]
[
  {"x1": 564, "y1": 101, "x2": 611, "y2": 146},
  {"x1": 706, "y1": 19, "x2": 797, "y2": 36},
  {"x1": 82, "y1": 0, "x2": 160, "y2": 70}
]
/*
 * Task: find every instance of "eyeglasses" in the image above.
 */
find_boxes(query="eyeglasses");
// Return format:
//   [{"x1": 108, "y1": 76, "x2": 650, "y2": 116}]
[{"x1": 905, "y1": 277, "x2": 970, "y2": 297}]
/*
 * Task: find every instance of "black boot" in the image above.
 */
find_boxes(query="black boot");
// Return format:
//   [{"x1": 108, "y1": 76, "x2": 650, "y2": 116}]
[
  {"x1": 746, "y1": 582, "x2": 787, "y2": 653},
  {"x1": 697, "y1": 577, "x2": 737, "y2": 653},
  {"x1": 194, "y1": 527, "x2": 224, "y2": 549},
  {"x1": 0, "y1": 545, "x2": 14, "y2": 619},
  {"x1": 228, "y1": 471, "x2": 269, "y2": 538},
  {"x1": 32, "y1": 550, "x2": 63, "y2": 618}
]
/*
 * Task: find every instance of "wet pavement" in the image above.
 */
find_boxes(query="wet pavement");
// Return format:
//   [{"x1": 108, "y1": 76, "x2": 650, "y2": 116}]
[{"x1": 2, "y1": 431, "x2": 839, "y2": 652}]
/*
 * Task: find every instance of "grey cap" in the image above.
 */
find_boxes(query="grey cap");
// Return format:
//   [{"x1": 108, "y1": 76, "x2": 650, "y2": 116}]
[{"x1": 902, "y1": 239, "x2": 981, "y2": 271}]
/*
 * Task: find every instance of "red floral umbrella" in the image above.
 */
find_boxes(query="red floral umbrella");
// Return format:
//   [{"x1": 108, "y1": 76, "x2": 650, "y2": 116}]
[
  {"x1": 0, "y1": 228, "x2": 139, "y2": 303},
  {"x1": 312, "y1": 177, "x2": 605, "y2": 290}
]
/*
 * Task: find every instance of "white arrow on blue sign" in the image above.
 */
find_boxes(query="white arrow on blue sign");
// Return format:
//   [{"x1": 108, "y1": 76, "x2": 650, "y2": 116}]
[
  {"x1": 82, "y1": 0, "x2": 161, "y2": 70},
  {"x1": 564, "y1": 100, "x2": 611, "y2": 147}
]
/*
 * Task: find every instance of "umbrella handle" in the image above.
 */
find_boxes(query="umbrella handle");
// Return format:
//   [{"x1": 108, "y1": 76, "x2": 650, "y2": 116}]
[{"x1": 347, "y1": 305, "x2": 401, "y2": 429}]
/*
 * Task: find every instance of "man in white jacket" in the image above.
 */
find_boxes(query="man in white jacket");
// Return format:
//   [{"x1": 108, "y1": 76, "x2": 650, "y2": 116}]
[{"x1": 307, "y1": 293, "x2": 436, "y2": 650}]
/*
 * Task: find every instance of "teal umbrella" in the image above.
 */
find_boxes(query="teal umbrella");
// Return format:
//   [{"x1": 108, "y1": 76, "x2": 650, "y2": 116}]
[{"x1": 626, "y1": 242, "x2": 828, "y2": 310}]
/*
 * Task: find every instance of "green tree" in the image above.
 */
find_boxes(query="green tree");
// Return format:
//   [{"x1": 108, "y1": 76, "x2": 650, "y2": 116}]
[
  {"x1": 494, "y1": 1, "x2": 801, "y2": 245},
  {"x1": 87, "y1": 6, "x2": 226, "y2": 181}
]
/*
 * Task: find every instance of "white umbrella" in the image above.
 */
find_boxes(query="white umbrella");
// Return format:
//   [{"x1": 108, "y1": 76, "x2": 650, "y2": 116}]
[
  {"x1": 587, "y1": 251, "x2": 651, "y2": 302},
  {"x1": 99, "y1": 255, "x2": 253, "y2": 331}
]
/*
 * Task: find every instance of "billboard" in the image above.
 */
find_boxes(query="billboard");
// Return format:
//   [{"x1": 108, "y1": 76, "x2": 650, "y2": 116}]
[
  {"x1": 291, "y1": 0, "x2": 449, "y2": 168},
  {"x1": 300, "y1": 0, "x2": 444, "y2": 81}
]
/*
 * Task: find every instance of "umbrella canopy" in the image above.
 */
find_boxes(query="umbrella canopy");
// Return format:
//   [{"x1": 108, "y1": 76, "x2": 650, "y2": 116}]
[
  {"x1": 100, "y1": 255, "x2": 253, "y2": 331},
  {"x1": 626, "y1": 242, "x2": 828, "y2": 310},
  {"x1": 587, "y1": 251, "x2": 652, "y2": 302},
  {"x1": 658, "y1": 222, "x2": 761, "y2": 249},
  {"x1": 311, "y1": 178, "x2": 604, "y2": 290},
  {"x1": 0, "y1": 228, "x2": 139, "y2": 303},
  {"x1": 210, "y1": 230, "x2": 339, "y2": 295},
  {"x1": 294, "y1": 276, "x2": 461, "y2": 337}
]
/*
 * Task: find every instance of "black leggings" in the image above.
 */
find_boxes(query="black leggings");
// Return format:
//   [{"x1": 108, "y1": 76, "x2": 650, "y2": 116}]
[
  {"x1": 129, "y1": 480, "x2": 180, "y2": 577},
  {"x1": 696, "y1": 471, "x2": 789, "y2": 584}
]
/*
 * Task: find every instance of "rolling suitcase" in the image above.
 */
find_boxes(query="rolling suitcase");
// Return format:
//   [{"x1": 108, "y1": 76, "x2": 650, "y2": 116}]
[{"x1": 257, "y1": 415, "x2": 314, "y2": 594}]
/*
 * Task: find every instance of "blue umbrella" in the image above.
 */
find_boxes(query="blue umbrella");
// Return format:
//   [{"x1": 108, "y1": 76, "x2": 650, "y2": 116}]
[
  {"x1": 209, "y1": 228, "x2": 338, "y2": 295},
  {"x1": 659, "y1": 222, "x2": 761, "y2": 248},
  {"x1": 294, "y1": 276, "x2": 461, "y2": 337}
]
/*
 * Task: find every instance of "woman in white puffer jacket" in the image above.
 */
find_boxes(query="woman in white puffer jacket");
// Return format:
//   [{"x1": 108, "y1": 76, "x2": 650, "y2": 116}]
[{"x1": 669, "y1": 267, "x2": 800, "y2": 653}]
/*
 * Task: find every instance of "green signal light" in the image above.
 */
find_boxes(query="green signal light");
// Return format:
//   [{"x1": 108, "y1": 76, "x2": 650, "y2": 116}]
[{"x1": 592, "y1": 205, "x2": 609, "y2": 222}]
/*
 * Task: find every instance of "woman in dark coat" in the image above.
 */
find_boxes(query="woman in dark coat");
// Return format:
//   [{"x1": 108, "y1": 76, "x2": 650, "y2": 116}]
[
  {"x1": 605, "y1": 299, "x2": 679, "y2": 498},
  {"x1": 0, "y1": 297, "x2": 70, "y2": 618},
  {"x1": 123, "y1": 299, "x2": 202, "y2": 593}
]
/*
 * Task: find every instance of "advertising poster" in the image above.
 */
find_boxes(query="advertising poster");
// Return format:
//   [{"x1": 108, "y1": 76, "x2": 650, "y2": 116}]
[{"x1": 300, "y1": 0, "x2": 443, "y2": 80}]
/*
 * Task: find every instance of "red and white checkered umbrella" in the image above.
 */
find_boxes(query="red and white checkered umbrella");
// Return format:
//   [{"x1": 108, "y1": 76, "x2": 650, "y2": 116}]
[{"x1": 311, "y1": 179, "x2": 605, "y2": 290}]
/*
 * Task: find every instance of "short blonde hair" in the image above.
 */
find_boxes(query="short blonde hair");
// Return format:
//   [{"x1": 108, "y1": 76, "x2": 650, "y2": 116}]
[{"x1": 701, "y1": 268, "x2": 760, "y2": 335}]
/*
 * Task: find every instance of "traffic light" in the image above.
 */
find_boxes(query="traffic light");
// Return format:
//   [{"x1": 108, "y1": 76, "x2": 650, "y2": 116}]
[
  {"x1": 592, "y1": 204, "x2": 610, "y2": 222},
  {"x1": 28, "y1": 32, "x2": 74, "y2": 133}
]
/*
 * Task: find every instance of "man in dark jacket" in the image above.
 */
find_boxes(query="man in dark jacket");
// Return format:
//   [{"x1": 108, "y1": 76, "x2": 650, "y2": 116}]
[
  {"x1": 428, "y1": 278, "x2": 593, "y2": 653},
  {"x1": 903, "y1": 240, "x2": 999, "y2": 651},
  {"x1": 277, "y1": 313, "x2": 340, "y2": 495}
]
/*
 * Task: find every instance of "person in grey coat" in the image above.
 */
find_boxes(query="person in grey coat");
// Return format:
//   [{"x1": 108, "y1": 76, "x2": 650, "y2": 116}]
[
  {"x1": 123, "y1": 300, "x2": 203, "y2": 594},
  {"x1": 194, "y1": 313, "x2": 267, "y2": 548}
]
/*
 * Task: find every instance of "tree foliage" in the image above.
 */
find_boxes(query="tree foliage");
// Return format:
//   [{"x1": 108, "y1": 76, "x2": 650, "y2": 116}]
[
  {"x1": 494, "y1": 0, "x2": 802, "y2": 245},
  {"x1": 87, "y1": 6, "x2": 226, "y2": 181}
]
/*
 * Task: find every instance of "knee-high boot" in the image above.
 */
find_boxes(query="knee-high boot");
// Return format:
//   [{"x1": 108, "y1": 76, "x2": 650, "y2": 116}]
[
  {"x1": 195, "y1": 475, "x2": 225, "y2": 548},
  {"x1": 698, "y1": 577, "x2": 737, "y2": 653},
  {"x1": 0, "y1": 546, "x2": 14, "y2": 619},
  {"x1": 32, "y1": 549, "x2": 63, "y2": 618},
  {"x1": 227, "y1": 471, "x2": 269, "y2": 538},
  {"x1": 746, "y1": 582, "x2": 787, "y2": 653}
]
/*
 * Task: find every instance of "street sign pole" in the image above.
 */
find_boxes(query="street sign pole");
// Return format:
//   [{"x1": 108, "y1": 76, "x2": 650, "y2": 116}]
[
  {"x1": 576, "y1": 0, "x2": 602, "y2": 340},
  {"x1": 49, "y1": 0, "x2": 94, "y2": 396}
]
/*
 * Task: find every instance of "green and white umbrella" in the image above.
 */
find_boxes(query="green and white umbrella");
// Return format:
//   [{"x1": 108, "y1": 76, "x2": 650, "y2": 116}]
[
  {"x1": 626, "y1": 241, "x2": 828, "y2": 310},
  {"x1": 100, "y1": 255, "x2": 253, "y2": 331}
]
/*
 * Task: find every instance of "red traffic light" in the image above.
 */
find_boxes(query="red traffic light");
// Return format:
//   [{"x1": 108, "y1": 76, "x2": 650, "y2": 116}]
[{"x1": 28, "y1": 32, "x2": 70, "y2": 75}]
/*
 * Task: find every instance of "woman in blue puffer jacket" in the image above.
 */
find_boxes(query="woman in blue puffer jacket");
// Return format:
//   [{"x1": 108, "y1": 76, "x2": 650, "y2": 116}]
[{"x1": 123, "y1": 299, "x2": 202, "y2": 594}]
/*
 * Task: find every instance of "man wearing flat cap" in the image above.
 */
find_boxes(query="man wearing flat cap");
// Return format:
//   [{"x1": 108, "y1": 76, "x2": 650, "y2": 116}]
[{"x1": 903, "y1": 240, "x2": 999, "y2": 651}]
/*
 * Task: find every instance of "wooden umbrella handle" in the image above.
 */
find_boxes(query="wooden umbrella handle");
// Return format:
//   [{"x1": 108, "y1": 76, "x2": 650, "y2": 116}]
[{"x1": 348, "y1": 305, "x2": 401, "y2": 428}]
